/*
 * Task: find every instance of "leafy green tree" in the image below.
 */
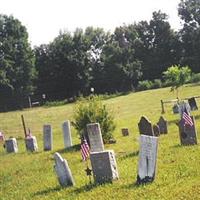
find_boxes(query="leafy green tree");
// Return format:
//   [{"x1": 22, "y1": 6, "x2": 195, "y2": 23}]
[
  {"x1": 163, "y1": 65, "x2": 191, "y2": 98},
  {"x1": 0, "y1": 15, "x2": 35, "y2": 110}
]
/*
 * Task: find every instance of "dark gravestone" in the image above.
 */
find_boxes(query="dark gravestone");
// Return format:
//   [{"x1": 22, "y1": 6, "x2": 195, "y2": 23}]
[
  {"x1": 138, "y1": 116, "x2": 154, "y2": 136},
  {"x1": 153, "y1": 125, "x2": 160, "y2": 137},
  {"x1": 121, "y1": 128, "x2": 129, "y2": 136},
  {"x1": 137, "y1": 135, "x2": 158, "y2": 184},
  {"x1": 173, "y1": 103, "x2": 180, "y2": 114},
  {"x1": 157, "y1": 116, "x2": 168, "y2": 134},
  {"x1": 25, "y1": 136, "x2": 38, "y2": 152},
  {"x1": 43, "y1": 124, "x2": 53, "y2": 151},
  {"x1": 179, "y1": 101, "x2": 191, "y2": 117},
  {"x1": 54, "y1": 152, "x2": 75, "y2": 187},
  {"x1": 90, "y1": 150, "x2": 119, "y2": 184},
  {"x1": 188, "y1": 97, "x2": 198, "y2": 111},
  {"x1": 178, "y1": 116, "x2": 197, "y2": 145},
  {"x1": 5, "y1": 138, "x2": 18, "y2": 153}
]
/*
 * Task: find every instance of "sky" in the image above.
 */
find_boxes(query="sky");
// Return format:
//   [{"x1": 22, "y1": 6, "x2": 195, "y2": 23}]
[{"x1": 0, "y1": 0, "x2": 181, "y2": 47}]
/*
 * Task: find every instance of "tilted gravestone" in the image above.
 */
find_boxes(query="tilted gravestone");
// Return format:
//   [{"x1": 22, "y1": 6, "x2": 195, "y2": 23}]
[
  {"x1": 87, "y1": 123, "x2": 104, "y2": 152},
  {"x1": 25, "y1": 136, "x2": 38, "y2": 152},
  {"x1": 178, "y1": 116, "x2": 197, "y2": 145},
  {"x1": 90, "y1": 150, "x2": 119, "y2": 184},
  {"x1": 121, "y1": 128, "x2": 129, "y2": 136},
  {"x1": 54, "y1": 152, "x2": 75, "y2": 187},
  {"x1": 138, "y1": 116, "x2": 154, "y2": 136},
  {"x1": 62, "y1": 121, "x2": 73, "y2": 149},
  {"x1": 188, "y1": 97, "x2": 198, "y2": 111},
  {"x1": 153, "y1": 125, "x2": 160, "y2": 137},
  {"x1": 157, "y1": 116, "x2": 168, "y2": 134},
  {"x1": 137, "y1": 135, "x2": 158, "y2": 184},
  {"x1": 5, "y1": 138, "x2": 18, "y2": 153},
  {"x1": 43, "y1": 124, "x2": 53, "y2": 151}
]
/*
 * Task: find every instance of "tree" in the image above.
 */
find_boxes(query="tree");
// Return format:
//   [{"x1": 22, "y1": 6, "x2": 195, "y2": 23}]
[
  {"x1": 0, "y1": 15, "x2": 35, "y2": 110},
  {"x1": 163, "y1": 65, "x2": 191, "y2": 98}
]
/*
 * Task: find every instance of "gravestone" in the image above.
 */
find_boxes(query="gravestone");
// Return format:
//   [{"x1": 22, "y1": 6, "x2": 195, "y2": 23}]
[
  {"x1": 87, "y1": 123, "x2": 104, "y2": 152},
  {"x1": 137, "y1": 135, "x2": 158, "y2": 184},
  {"x1": 157, "y1": 116, "x2": 168, "y2": 134},
  {"x1": 121, "y1": 128, "x2": 129, "y2": 136},
  {"x1": 173, "y1": 103, "x2": 180, "y2": 114},
  {"x1": 188, "y1": 97, "x2": 198, "y2": 111},
  {"x1": 153, "y1": 125, "x2": 160, "y2": 137},
  {"x1": 25, "y1": 136, "x2": 38, "y2": 152},
  {"x1": 138, "y1": 116, "x2": 154, "y2": 136},
  {"x1": 90, "y1": 150, "x2": 119, "y2": 184},
  {"x1": 54, "y1": 152, "x2": 75, "y2": 187},
  {"x1": 5, "y1": 138, "x2": 18, "y2": 153},
  {"x1": 43, "y1": 124, "x2": 53, "y2": 151},
  {"x1": 178, "y1": 116, "x2": 197, "y2": 145},
  {"x1": 179, "y1": 101, "x2": 191, "y2": 117},
  {"x1": 62, "y1": 121, "x2": 73, "y2": 148}
]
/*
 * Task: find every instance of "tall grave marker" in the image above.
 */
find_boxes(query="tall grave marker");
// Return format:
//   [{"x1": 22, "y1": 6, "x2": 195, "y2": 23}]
[
  {"x1": 43, "y1": 124, "x2": 53, "y2": 151},
  {"x1": 62, "y1": 121, "x2": 73, "y2": 148}
]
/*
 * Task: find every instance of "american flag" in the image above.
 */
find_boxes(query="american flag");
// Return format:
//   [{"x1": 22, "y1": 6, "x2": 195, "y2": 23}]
[
  {"x1": 182, "y1": 109, "x2": 193, "y2": 127},
  {"x1": 26, "y1": 128, "x2": 32, "y2": 138},
  {"x1": 0, "y1": 131, "x2": 5, "y2": 141},
  {"x1": 81, "y1": 138, "x2": 90, "y2": 161}
]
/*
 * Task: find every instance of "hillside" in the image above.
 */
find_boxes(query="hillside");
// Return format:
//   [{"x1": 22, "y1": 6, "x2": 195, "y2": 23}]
[{"x1": 0, "y1": 84, "x2": 200, "y2": 200}]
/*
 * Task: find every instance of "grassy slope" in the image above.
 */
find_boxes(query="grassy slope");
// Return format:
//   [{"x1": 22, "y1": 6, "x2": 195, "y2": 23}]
[{"x1": 0, "y1": 84, "x2": 200, "y2": 200}]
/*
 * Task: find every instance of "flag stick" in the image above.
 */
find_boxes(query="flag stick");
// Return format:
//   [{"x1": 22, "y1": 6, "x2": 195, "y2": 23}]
[{"x1": 21, "y1": 115, "x2": 27, "y2": 138}]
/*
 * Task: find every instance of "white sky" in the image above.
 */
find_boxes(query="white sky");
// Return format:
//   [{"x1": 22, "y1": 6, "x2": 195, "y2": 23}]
[{"x1": 0, "y1": 0, "x2": 181, "y2": 47}]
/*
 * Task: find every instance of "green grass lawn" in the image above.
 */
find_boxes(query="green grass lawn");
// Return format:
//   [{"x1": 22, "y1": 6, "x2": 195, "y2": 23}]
[{"x1": 1, "y1": 84, "x2": 200, "y2": 200}]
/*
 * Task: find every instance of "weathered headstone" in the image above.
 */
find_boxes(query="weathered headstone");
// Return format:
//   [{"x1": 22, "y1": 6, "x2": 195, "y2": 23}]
[
  {"x1": 87, "y1": 123, "x2": 104, "y2": 152},
  {"x1": 153, "y1": 125, "x2": 160, "y2": 137},
  {"x1": 25, "y1": 136, "x2": 38, "y2": 152},
  {"x1": 43, "y1": 124, "x2": 53, "y2": 151},
  {"x1": 90, "y1": 150, "x2": 119, "y2": 184},
  {"x1": 62, "y1": 121, "x2": 73, "y2": 148},
  {"x1": 5, "y1": 138, "x2": 18, "y2": 153},
  {"x1": 188, "y1": 97, "x2": 198, "y2": 111},
  {"x1": 173, "y1": 103, "x2": 180, "y2": 114},
  {"x1": 137, "y1": 135, "x2": 158, "y2": 184},
  {"x1": 157, "y1": 116, "x2": 168, "y2": 134},
  {"x1": 121, "y1": 128, "x2": 129, "y2": 136},
  {"x1": 138, "y1": 116, "x2": 154, "y2": 136},
  {"x1": 179, "y1": 101, "x2": 191, "y2": 117},
  {"x1": 178, "y1": 116, "x2": 197, "y2": 145},
  {"x1": 54, "y1": 152, "x2": 75, "y2": 187}
]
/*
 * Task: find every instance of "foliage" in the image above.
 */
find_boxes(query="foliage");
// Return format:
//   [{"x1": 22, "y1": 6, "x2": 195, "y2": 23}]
[
  {"x1": 189, "y1": 73, "x2": 200, "y2": 83},
  {"x1": 72, "y1": 95, "x2": 116, "y2": 143},
  {"x1": 137, "y1": 80, "x2": 153, "y2": 91},
  {"x1": 163, "y1": 65, "x2": 191, "y2": 98}
]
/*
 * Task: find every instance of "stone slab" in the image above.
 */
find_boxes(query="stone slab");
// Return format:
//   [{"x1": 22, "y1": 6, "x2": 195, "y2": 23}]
[
  {"x1": 43, "y1": 124, "x2": 53, "y2": 151},
  {"x1": 62, "y1": 121, "x2": 72, "y2": 148},
  {"x1": 157, "y1": 116, "x2": 168, "y2": 134},
  {"x1": 25, "y1": 136, "x2": 38, "y2": 152},
  {"x1": 5, "y1": 138, "x2": 18, "y2": 153},
  {"x1": 138, "y1": 116, "x2": 154, "y2": 136}
]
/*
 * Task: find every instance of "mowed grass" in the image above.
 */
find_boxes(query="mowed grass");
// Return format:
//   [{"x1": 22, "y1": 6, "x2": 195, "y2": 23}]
[{"x1": 1, "y1": 84, "x2": 200, "y2": 200}]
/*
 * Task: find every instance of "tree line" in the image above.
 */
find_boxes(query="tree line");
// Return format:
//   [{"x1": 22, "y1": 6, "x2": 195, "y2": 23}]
[{"x1": 0, "y1": 0, "x2": 200, "y2": 111}]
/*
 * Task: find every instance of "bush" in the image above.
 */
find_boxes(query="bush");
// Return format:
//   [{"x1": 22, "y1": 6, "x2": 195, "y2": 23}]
[
  {"x1": 189, "y1": 73, "x2": 200, "y2": 83},
  {"x1": 151, "y1": 79, "x2": 162, "y2": 89},
  {"x1": 72, "y1": 95, "x2": 116, "y2": 144},
  {"x1": 137, "y1": 80, "x2": 153, "y2": 91}
]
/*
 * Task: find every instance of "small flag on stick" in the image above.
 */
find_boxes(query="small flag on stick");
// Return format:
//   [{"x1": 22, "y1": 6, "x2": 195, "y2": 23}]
[
  {"x1": 0, "y1": 131, "x2": 5, "y2": 141},
  {"x1": 81, "y1": 138, "x2": 90, "y2": 161},
  {"x1": 26, "y1": 128, "x2": 32, "y2": 138},
  {"x1": 182, "y1": 109, "x2": 193, "y2": 127}
]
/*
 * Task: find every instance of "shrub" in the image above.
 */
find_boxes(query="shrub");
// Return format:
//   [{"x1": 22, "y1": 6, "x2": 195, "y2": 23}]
[
  {"x1": 189, "y1": 73, "x2": 200, "y2": 83},
  {"x1": 137, "y1": 80, "x2": 153, "y2": 91},
  {"x1": 151, "y1": 79, "x2": 162, "y2": 89},
  {"x1": 72, "y1": 95, "x2": 116, "y2": 144}
]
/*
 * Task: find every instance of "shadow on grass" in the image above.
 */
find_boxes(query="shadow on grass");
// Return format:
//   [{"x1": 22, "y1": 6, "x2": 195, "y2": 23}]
[
  {"x1": 117, "y1": 151, "x2": 139, "y2": 161},
  {"x1": 72, "y1": 183, "x2": 100, "y2": 194},
  {"x1": 33, "y1": 186, "x2": 62, "y2": 196},
  {"x1": 121, "y1": 181, "x2": 150, "y2": 189},
  {"x1": 56, "y1": 144, "x2": 81, "y2": 154},
  {"x1": 171, "y1": 144, "x2": 182, "y2": 148}
]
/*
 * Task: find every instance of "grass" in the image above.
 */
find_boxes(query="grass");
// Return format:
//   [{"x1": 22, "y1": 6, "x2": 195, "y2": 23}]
[{"x1": 1, "y1": 84, "x2": 200, "y2": 200}]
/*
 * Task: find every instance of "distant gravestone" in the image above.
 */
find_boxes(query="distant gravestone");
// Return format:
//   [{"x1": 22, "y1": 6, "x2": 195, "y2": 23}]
[
  {"x1": 121, "y1": 128, "x2": 129, "y2": 136},
  {"x1": 157, "y1": 116, "x2": 168, "y2": 134},
  {"x1": 54, "y1": 152, "x2": 75, "y2": 187},
  {"x1": 87, "y1": 123, "x2": 104, "y2": 152},
  {"x1": 25, "y1": 136, "x2": 38, "y2": 152},
  {"x1": 137, "y1": 135, "x2": 158, "y2": 184},
  {"x1": 138, "y1": 116, "x2": 154, "y2": 136},
  {"x1": 173, "y1": 103, "x2": 180, "y2": 114},
  {"x1": 62, "y1": 121, "x2": 73, "y2": 148},
  {"x1": 153, "y1": 125, "x2": 160, "y2": 137},
  {"x1": 178, "y1": 116, "x2": 197, "y2": 145},
  {"x1": 90, "y1": 150, "x2": 119, "y2": 184},
  {"x1": 188, "y1": 97, "x2": 198, "y2": 111},
  {"x1": 43, "y1": 124, "x2": 53, "y2": 151},
  {"x1": 5, "y1": 138, "x2": 18, "y2": 153}
]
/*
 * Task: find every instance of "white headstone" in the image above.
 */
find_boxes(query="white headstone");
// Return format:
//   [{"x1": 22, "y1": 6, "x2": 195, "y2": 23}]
[
  {"x1": 25, "y1": 136, "x2": 38, "y2": 152},
  {"x1": 90, "y1": 150, "x2": 119, "y2": 184},
  {"x1": 87, "y1": 123, "x2": 104, "y2": 152},
  {"x1": 62, "y1": 121, "x2": 72, "y2": 148},
  {"x1": 5, "y1": 138, "x2": 18, "y2": 153},
  {"x1": 137, "y1": 135, "x2": 158, "y2": 184},
  {"x1": 54, "y1": 152, "x2": 75, "y2": 187},
  {"x1": 43, "y1": 124, "x2": 53, "y2": 151}
]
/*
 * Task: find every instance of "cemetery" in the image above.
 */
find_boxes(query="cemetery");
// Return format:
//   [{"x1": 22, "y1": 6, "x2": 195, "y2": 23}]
[{"x1": 0, "y1": 85, "x2": 200, "y2": 200}]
